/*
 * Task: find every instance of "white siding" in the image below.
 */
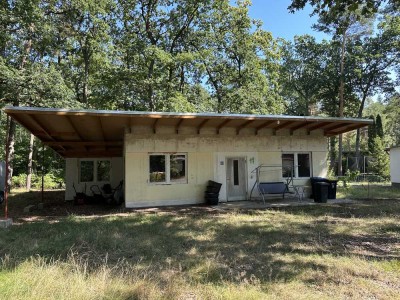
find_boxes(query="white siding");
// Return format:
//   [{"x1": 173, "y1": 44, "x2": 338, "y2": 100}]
[
  {"x1": 124, "y1": 126, "x2": 328, "y2": 207},
  {"x1": 390, "y1": 147, "x2": 400, "y2": 186}
]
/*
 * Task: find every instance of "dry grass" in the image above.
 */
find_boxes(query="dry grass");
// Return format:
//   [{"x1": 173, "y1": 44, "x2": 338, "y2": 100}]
[
  {"x1": 0, "y1": 190, "x2": 400, "y2": 299},
  {"x1": 337, "y1": 182, "x2": 400, "y2": 200}
]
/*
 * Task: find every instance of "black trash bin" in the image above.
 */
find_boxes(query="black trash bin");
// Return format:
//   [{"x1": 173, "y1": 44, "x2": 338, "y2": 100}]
[
  {"x1": 311, "y1": 177, "x2": 338, "y2": 200},
  {"x1": 205, "y1": 180, "x2": 222, "y2": 205},
  {"x1": 310, "y1": 177, "x2": 326, "y2": 199},
  {"x1": 314, "y1": 182, "x2": 329, "y2": 203},
  {"x1": 326, "y1": 180, "x2": 338, "y2": 199}
]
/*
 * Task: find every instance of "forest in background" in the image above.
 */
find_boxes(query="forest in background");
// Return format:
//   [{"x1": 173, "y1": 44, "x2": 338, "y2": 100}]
[{"x1": 0, "y1": 0, "x2": 399, "y2": 189}]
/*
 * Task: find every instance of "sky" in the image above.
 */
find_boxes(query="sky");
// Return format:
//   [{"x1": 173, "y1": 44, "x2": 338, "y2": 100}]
[{"x1": 245, "y1": 0, "x2": 331, "y2": 42}]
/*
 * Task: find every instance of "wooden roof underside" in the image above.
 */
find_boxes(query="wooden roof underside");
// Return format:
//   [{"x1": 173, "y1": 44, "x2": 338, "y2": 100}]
[{"x1": 5, "y1": 107, "x2": 372, "y2": 158}]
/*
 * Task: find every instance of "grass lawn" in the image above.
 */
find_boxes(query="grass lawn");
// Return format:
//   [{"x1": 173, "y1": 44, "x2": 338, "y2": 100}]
[{"x1": 1, "y1": 188, "x2": 400, "y2": 299}]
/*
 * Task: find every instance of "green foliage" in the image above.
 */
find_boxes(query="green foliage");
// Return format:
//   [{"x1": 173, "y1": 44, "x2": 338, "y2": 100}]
[
  {"x1": 288, "y1": 0, "x2": 398, "y2": 22},
  {"x1": 0, "y1": 0, "x2": 399, "y2": 185},
  {"x1": 344, "y1": 169, "x2": 361, "y2": 181},
  {"x1": 12, "y1": 173, "x2": 64, "y2": 190},
  {"x1": 368, "y1": 115, "x2": 376, "y2": 153},
  {"x1": 369, "y1": 137, "x2": 390, "y2": 180},
  {"x1": 11, "y1": 174, "x2": 27, "y2": 189},
  {"x1": 385, "y1": 94, "x2": 400, "y2": 146},
  {"x1": 376, "y1": 114, "x2": 384, "y2": 138}
]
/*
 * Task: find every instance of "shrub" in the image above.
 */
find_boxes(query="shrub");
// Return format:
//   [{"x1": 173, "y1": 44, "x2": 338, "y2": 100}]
[
  {"x1": 12, "y1": 174, "x2": 27, "y2": 188},
  {"x1": 12, "y1": 173, "x2": 65, "y2": 189}
]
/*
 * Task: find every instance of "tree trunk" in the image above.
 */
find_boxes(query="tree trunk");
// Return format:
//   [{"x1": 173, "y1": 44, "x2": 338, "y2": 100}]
[
  {"x1": 26, "y1": 133, "x2": 34, "y2": 191},
  {"x1": 5, "y1": 23, "x2": 32, "y2": 191},
  {"x1": 82, "y1": 45, "x2": 90, "y2": 105},
  {"x1": 354, "y1": 93, "x2": 369, "y2": 170},
  {"x1": 337, "y1": 32, "x2": 347, "y2": 176},
  {"x1": 147, "y1": 59, "x2": 155, "y2": 111},
  {"x1": 329, "y1": 136, "x2": 337, "y2": 171},
  {"x1": 6, "y1": 118, "x2": 16, "y2": 191}
]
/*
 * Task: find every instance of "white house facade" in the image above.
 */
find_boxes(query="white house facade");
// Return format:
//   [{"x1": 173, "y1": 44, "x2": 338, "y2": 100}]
[
  {"x1": 5, "y1": 107, "x2": 373, "y2": 208},
  {"x1": 390, "y1": 146, "x2": 400, "y2": 188}
]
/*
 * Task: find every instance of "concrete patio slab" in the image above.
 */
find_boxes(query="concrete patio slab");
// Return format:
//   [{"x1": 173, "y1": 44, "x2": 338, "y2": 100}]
[{"x1": 215, "y1": 198, "x2": 357, "y2": 210}]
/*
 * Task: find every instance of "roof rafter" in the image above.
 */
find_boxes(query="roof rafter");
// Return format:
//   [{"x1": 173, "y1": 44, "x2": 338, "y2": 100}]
[
  {"x1": 320, "y1": 123, "x2": 350, "y2": 134},
  {"x1": 307, "y1": 122, "x2": 335, "y2": 134},
  {"x1": 175, "y1": 118, "x2": 184, "y2": 134},
  {"x1": 326, "y1": 124, "x2": 362, "y2": 136},
  {"x1": 273, "y1": 121, "x2": 296, "y2": 135},
  {"x1": 236, "y1": 119, "x2": 255, "y2": 135},
  {"x1": 153, "y1": 118, "x2": 160, "y2": 134},
  {"x1": 25, "y1": 114, "x2": 66, "y2": 151},
  {"x1": 217, "y1": 119, "x2": 231, "y2": 134},
  {"x1": 256, "y1": 120, "x2": 276, "y2": 135},
  {"x1": 197, "y1": 119, "x2": 209, "y2": 134},
  {"x1": 290, "y1": 122, "x2": 312, "y2": 135}
]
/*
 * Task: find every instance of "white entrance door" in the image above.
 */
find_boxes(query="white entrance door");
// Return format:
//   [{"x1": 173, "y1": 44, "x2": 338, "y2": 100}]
[{"x1": 226, "y1": 157, "x2": 247, "y2": 201}]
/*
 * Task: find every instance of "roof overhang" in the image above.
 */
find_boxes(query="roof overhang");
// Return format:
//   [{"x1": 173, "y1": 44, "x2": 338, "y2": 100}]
[{"x1": 4, "y1": 106, "x2": 373, "y2": 158}]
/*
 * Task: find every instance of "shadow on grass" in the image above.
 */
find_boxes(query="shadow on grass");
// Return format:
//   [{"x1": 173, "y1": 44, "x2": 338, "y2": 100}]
[
  {"x1": 1, "y1": 203, "x2": 400, "y2": 286},
  {"x1": 0, "y1": 190, "x2": 399, "y2": 288},
  {"x1": 279, "y1": 199, "x2": 400, "y2": 218}
]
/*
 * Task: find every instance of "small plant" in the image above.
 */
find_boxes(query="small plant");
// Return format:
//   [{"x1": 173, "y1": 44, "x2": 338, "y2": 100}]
[{"x1": 344, "y1": 169, "x2": 360, "y2": 182}]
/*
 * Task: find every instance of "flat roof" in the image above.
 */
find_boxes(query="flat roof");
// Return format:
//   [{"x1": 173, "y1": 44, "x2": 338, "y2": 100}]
[{"x1": 5, "y1": 106, "x2": 373, "y2": 158}]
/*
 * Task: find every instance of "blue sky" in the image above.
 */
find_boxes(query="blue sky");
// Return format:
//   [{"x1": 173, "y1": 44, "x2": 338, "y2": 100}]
[{"x1": 245, "y1": 0, "x2": 331, "y2": 41}]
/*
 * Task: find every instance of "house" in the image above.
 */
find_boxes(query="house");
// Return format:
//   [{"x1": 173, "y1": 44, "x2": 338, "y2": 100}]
[
  {"x1": 390, "y1": 146, "x2": 400, "y2": 188},
  {"x1": 5, "y1": 107, "x2": 372, "y2": 207}
]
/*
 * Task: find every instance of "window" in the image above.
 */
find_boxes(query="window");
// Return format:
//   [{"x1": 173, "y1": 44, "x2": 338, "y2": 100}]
[
  {"x1": 80, "y1": 161, "x2": 94, "y2": 182},
  {"x1": 149, "y1": 153, "x2": 187, "y2": 184},
  {"x1": 79, "y1": 159, "x2": 111, "y2": 183},
  {"x1": 282, "y1": 153, "x2": 311, "y2": 178},
  {"x1": 97, "y1": 160, "x2": 111, "y2": 181},
  {"x1": 149, "y1": 155, "x2": 166, "y2": 183},
  {"x1": 233, "y1": 159, "x2": 239, "y2": 185}
]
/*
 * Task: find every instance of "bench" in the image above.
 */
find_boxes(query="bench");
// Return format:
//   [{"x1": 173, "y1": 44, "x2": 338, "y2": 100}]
[{"x1": 258, "y1": 182, "x2": 288, "y2": 201}]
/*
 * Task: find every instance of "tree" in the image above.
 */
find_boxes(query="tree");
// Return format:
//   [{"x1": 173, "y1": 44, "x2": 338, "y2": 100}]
[
  {"x1": 375, "y1": 114, "x2": 384, "y2": 138},
  {"x1": 193, "y1": 0, "x2": 283, "y2": 114},
  {"x1": 347, "y1": 15, "x2": 400, "y2": 168},
  {"x1": 384, "y1": 94, "x2": 400, "y2": 146},
  {"x1": 279, "y1": 35, "x2": 326, "y2": 116},
  {"x1": 367, "y1": 115, "x2": 376, "y2": 153},
  {"x1": 369, "y1": 137, "x2": 390, "y2": 179},
  {"x1": 313, "y1": 8, "x2": 373, "y2": 175},
  {"x1": 288, "y1": 0, "x2": 399, "y2": 20},
  {"x1": 0, "y1": 0, "x2": 80, "y2": 189}
]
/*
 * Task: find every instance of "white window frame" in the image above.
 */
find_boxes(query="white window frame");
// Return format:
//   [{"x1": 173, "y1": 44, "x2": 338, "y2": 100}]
[
  {"x1": 79, "y1": 158, "x2": 111, "y2": 183},
  {"x1": 149, "y1": 153, "x2": 188, "y2": 185},
  {"x1": 281, "y1": 152, "x2": 312, "y2": 178}
]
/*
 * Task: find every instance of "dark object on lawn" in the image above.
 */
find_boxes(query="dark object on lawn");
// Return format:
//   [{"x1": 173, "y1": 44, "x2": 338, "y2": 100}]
[
  {"x1": 327, "y1": 180, "x2": 338, "y2": 199},
  {"x1": 314, "y1": 182, "x2": 329, "y2": 203},
  {"x1": 310, "y1": 177, "x2": 338, "y2": 199},
  {"x1": 205, "y1": 180, "x2": 222, "y2": 205},
  {"x1": 73, "y1": 182, "x2": 87, "y2": 205},
  {"x1": 90, "y1": 180, "x2": 124, "y2": 205},
  {"x1": 0, "y1": 191, "x2": 4, "y2": 204}
]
